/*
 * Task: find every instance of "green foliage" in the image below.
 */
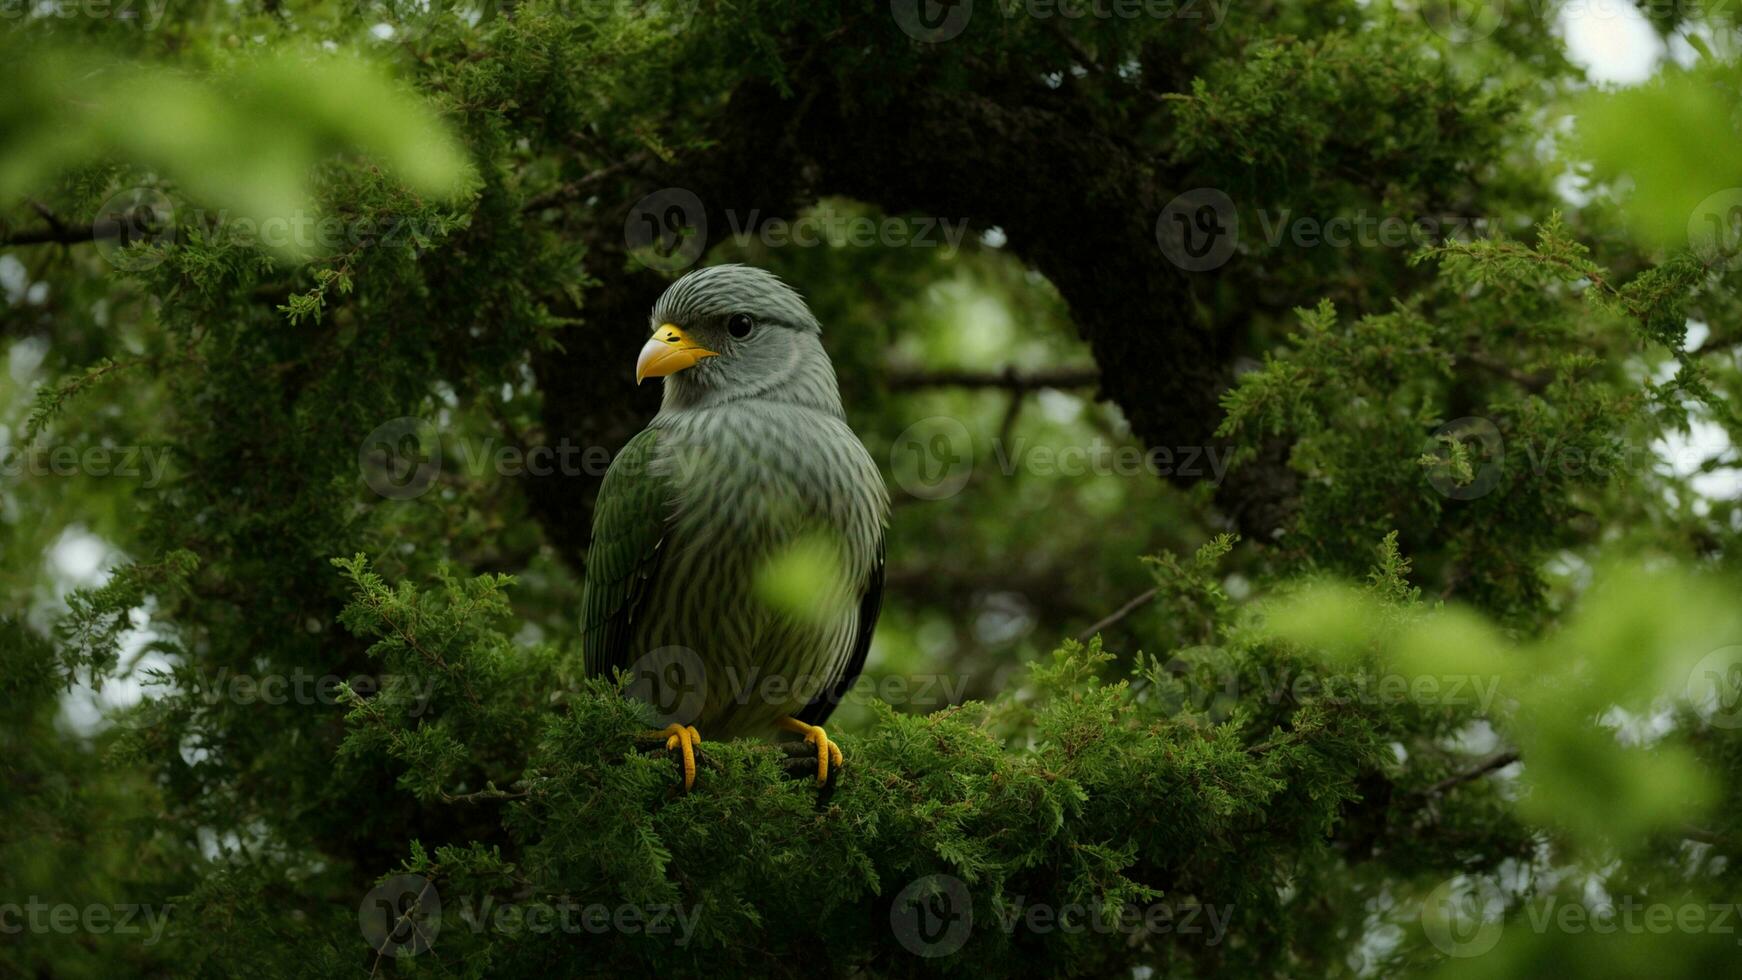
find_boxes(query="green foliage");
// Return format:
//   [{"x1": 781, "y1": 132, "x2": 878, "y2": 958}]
[
  {"x1": 0, "y1": 42, "x2": 474, "y2": 246},
  {"x1": 1218, "y1": 214, "x2": 1727, "y2": 624},
  {"x1": 1578, "y1": 62, "x2": 1742, "y2": 249},
  {"x1": 4, "y1": 1, "x2": 1742, "y2": 978}
]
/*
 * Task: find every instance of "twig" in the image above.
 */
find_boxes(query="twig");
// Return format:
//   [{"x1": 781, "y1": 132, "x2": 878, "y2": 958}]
[
  {"x1": 27, "y1": 199, "x2": 65, "y2": 234},
  {"x1": 520, "y1": 154, "x2": 651, "y2": 213},
  {"x1": 1048, "y1": 21, "x2": 1105, "y2": 75},
  {"x1": 1681, "y1": 824, "x2": 1730, "y2": 847},
  {"x1": 369, "y1": 875, "x2": 440, "y2": 977},
  {"x1": 356, "y1": 590, "x2": 483, "y2": 705},
  {"x1": 1075, "y1": 585, "x2": 1160, "y2": 641},
  {"x1": 438, "y1": 784, "x2": 530, "y2": 804},
  {"x1": 886, "y1": 365, "x2": 1099, "y2": 392},
  {"x1": 1463, "y1": 352, "x2": 1551, "y2": 392},
  {"x1": 1416, "y1": 751, "x2": 1520, "y2": 796},
  {"x1": 1689, "y1": 329, "x2": 1739, "y2": 358},
  {"x1": 2, "y1": 221, "x2": 106, "y2": 247}
]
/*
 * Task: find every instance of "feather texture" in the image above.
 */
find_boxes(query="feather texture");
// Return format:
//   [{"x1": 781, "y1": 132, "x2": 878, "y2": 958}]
[{"x1": 580, "y1": 266, "x2": 889, "y2": 736}]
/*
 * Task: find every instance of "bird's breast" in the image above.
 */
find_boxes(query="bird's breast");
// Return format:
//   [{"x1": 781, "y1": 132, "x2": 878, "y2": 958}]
[{"x1": 637, "y1": 403, "x2": 887, "y2": 734}]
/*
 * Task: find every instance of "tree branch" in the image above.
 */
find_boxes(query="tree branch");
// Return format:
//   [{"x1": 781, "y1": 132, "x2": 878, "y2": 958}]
[
  {"x1": 1, "y1": 213, "x2": 156, "y2": 248},
  {"x1": 1415, "y1": 750, "x2": 1520, "y2": 796},
  {"x1": 885, "y1": 365, "x2": 1099, "y2": 393},
  {"x1": 1075, "y1": 585, "x2": 1160, "y2": 642}
]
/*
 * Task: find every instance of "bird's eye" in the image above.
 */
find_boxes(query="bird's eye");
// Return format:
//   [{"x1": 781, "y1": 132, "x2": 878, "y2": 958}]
[{"x1": 727, "y1": 312, "x2": 755, "y2": 340}]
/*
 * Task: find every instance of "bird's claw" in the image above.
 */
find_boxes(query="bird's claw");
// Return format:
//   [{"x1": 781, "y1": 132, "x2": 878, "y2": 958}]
[
  {"x1": 642, "y1": 723, "x2": 703, "y2": 792},
  {"x1": 776, "y1": 717, "x2": 843, "y2": 787}
]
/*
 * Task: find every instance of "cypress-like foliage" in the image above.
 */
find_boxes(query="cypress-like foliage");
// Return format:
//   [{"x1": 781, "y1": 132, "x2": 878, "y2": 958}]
[{"x1": 4, "y1": 2, "x2": 1742, "y2": 978}]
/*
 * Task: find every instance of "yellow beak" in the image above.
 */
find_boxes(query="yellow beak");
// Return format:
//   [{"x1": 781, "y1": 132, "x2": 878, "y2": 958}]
[{"x1": 635, "y1": 323, "x2": 720, "y2": 385}]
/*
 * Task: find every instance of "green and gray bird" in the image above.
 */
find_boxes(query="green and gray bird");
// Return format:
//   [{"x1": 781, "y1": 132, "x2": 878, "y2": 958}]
[{"x1": 581, "y1": 264, "x2": 888, "y2": 790}]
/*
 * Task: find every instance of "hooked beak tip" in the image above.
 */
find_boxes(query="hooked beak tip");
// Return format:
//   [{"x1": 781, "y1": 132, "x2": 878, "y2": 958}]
[{"x1": 636, "y1": 324, "x2": 719, "y2": 385}]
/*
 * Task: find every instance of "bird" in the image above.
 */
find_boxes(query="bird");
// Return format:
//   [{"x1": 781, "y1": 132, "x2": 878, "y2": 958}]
[{"x1": 580, "y1": 264, "x2": 889, "y2": 791}]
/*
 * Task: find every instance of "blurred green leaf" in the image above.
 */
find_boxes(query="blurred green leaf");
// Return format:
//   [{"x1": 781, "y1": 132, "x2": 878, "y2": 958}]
[
  {"x1": 0, "y1": 42, "x2": 474, "y2": 258},
  {"x1": 1577, "y1": 68, "x2": 1742, "y2": 250}
]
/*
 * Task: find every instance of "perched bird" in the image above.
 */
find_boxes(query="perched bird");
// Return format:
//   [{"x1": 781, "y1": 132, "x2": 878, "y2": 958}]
[{"x1": 581, "y1": 264, "x2": 888, "y2": 790}]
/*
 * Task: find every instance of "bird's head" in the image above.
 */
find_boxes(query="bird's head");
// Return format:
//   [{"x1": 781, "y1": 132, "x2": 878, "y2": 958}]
[{"x1": 638, "y1": 264, "x2": 839, "y2": 413}]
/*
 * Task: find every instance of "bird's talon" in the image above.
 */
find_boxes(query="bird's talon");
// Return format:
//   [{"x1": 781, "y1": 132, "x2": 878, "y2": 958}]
[
  {"x1": 647, "y1": 722, "x2": 702, "y2": 792},
  {"x1": 776, "y1": 716, "x2": 843, "y2": 787}
]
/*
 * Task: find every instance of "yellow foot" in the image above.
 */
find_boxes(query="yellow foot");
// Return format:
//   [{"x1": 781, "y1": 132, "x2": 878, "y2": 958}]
[
  {"x1": 777, "y1": 716, "x2": 843, "y2": 786},
  {"x1": 647, "y1": 723, "x2": 703, "y2": 792}
]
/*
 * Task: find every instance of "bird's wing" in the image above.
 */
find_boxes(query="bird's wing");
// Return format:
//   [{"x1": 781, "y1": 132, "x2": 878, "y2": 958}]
[
  {"x1": 794, "y1": 532, "x2": 885, "y2": 727},
  {"x1": 581, "y1": 427, "x2": 672, "y2": 679}
]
